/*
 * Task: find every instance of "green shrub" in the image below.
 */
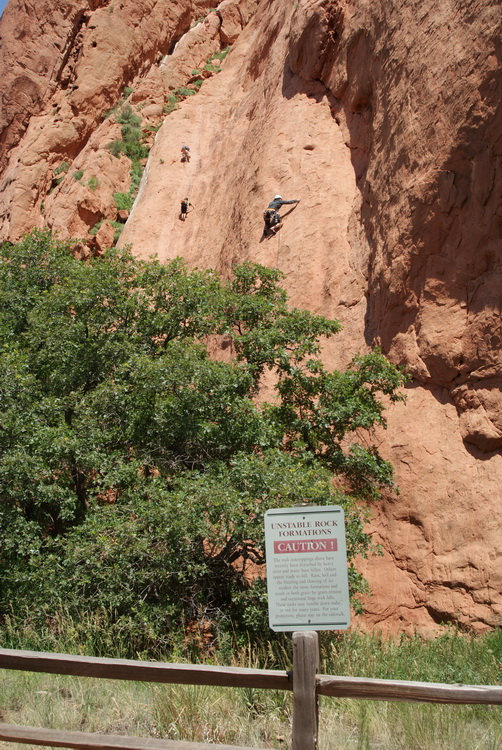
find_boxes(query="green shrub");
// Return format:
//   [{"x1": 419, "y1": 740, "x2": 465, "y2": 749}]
[
  {"x1": 129, "y1": 161, "x2": 143, "y2": 193},
  {"x1": 120, "y1": 123, "x2": 142, "y2": 142},
  {"x1": 116, "y1": 104, "x2": 141, "y2": 127},
  {"x1": 106, "y1": 103, "x2": 149, "y2": 208},
  {"x1": 54, "y1": 161, "x2": 70, "y2": 175},
  {"x1": 209, "y1": 46, "x2": 232, "y2": 62},
  {"x1": 113, "y1": 192, "x2": 134, "y2": 212},
  {"x1": 103, "y1": 91, "x2": 141, "y2": 123},
  {"x1": 87, "y1": 176, "x2": 100, "y2": 191},
  {"x1": 116, "y1": 117, "x2": 150, "y2": 161},
  {"x1": 108, "y1": 136, "x2": 148, "y2": 162},
  {"x1": 193, "y1": 78, "x2": 204, "y2": 90},
  {"x1": 73, "y1": 170, "x2": 84, "y2": 181},
  {"x1": 174, "y1": 86, "x2": 197, "y2": 97},
  {"x1": 89, "y1": 219, "x2": 104, "y2": 235},
  {"x1": 111, "y1": 220, "x2": 124, "y2": 243},
  {"x1": 103, "y1": 106, "x2": 117, "y2": 120},
  {"x1": 0, "y1": 233, "x2": 407, "y2": 654},
  {"x1": 220, "y1": 46, "x2": 232, "y2": 60},
  {"x1": 122, "y1": 139, "x2": 149, "y2": 161},
  {"x1": 108, "y1": 140, "x2": 124, "y2": 158},
  {"x1": 163, "y1": 94, "x2": 179, "y2": 115}
]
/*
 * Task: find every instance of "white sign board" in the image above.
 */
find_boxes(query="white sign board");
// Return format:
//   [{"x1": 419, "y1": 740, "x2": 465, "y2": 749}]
[{"x1": 264, "y1": 505, "x2": 351, "y2": 632}]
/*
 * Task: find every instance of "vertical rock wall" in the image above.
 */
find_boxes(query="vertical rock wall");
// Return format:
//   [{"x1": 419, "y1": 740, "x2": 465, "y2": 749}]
[{"x1": 118, "y1": 0, "x2": 502, "y2": 632}]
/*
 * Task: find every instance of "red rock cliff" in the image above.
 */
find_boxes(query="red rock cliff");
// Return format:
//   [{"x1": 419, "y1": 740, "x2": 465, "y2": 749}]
[{"x1": 0, "y1": 0, "x2": 501, "y2": 633}]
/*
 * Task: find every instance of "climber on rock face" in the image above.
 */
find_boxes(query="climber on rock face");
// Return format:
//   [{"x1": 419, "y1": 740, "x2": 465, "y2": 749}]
[
  {"x1": 263, "y1": 194, "x2": 300, "y2": 236},
  {"x1": 181, "y1": 145, "x2": 191, "y2": 162},
  {"x1": 267, "y1": 194, "x2": 300, "y2": 211},
  {"x1": 180, "y1": 198, "x2": 193, "y2": 220},
  {"x1": 263, "y1": 207, "x2": 281, "y2": 235}
]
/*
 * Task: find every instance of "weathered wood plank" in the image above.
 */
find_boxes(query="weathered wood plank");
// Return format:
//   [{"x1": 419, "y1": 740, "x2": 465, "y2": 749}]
[
  {"x1": 1, "y1": 648, "x2": 500, "y2": 706},
  {"x1": 0, "y1": 724, "x2": 266, "y2": 750},
  {"x1": 292, "y1": 632, "x2": 319, "y2": 750},
  {"x1": 0, "y1": 649, "x2": 291, "y2": 691},
  {"x1": 317, "y1": 675, "x2": 502, "y2": 704}
]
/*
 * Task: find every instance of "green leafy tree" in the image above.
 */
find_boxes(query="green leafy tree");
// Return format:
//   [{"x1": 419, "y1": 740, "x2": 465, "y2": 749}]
[{"x1": 0, "y1": 231, "x2": 407, "y2": 654}]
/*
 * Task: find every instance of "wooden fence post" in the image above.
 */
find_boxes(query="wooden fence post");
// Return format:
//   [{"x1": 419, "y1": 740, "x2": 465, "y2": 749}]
[{"x1": 292, "y1": 631, "x2": 319, "y2": 750}]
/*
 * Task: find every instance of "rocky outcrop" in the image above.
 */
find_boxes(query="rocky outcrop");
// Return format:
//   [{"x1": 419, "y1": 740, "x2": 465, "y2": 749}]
[
  {"x1": 0, "y1": 0, "x2": 240, "y2": 240},
  {"x1": 0, "y1": 0, "x2": 500, "y2": 633}
]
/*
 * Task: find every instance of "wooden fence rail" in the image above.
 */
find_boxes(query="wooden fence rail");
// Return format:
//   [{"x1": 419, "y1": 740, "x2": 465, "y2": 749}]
[
  {"x1": 316, "y1": 674, "x2": 502, "y2": 704},
  {"x1": 1, "y1": 647, "x2": 500, "y2": 705},
  {"x1": 1, "y1": 643, "x2": 501, "y2": 750},
  {"x1": 0, "y1": 648, "x2": 291, "y2": 691},
  {"x1": 0, "y1": 724, "x2": 264, "y2": 750}
]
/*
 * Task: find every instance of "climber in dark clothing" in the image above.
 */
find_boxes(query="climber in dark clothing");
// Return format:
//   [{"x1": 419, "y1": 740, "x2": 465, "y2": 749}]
[
  {"x1": 180, "y1": 198, "x2": 193, "y2": 220},
  {"x1": 267, "y1": 195, "x2": 300, "y2": 211},
  {"x1": 263, "y1": 195, "x2": 300, "y2": 235}
]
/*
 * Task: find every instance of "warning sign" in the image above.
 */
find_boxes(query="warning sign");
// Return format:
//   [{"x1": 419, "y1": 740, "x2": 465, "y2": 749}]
[{"x1": 264, "y1": 506, "x2": 351, "y2": 632}]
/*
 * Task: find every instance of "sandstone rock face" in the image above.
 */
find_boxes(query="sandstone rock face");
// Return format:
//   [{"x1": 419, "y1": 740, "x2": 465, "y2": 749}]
[
  {"x1": 0, "y1": 0, "x2": 501, "y2": 633},
  {"x1": 0, "y1": 0, "x2": 224, "y2": 239}
]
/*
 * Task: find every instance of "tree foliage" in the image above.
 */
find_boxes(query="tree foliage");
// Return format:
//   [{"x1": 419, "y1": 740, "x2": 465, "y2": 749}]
[{"x1": 0, "y1": 231, "x2": 407, "y2": 654}]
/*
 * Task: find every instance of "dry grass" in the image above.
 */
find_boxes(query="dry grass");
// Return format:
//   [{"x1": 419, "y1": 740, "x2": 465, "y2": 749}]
[
  {"x1": 0, "y1": 629, "x2": 500, "y2": 750},
  {"x1": 0, "y1": 670, "x2": 500, "y2": 750}
]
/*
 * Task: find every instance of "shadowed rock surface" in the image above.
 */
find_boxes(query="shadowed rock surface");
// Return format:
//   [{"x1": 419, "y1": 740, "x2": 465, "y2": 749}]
[{"x1": 0, "y1": 0, "x2": 501, "y2": 633}]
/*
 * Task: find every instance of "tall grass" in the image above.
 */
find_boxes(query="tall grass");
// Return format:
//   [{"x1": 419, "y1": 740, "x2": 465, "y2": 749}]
[
  {"x1": 320, "y1": 629, "x2": 501, "y2": 685},
  {"x1": 0, "y1": 622, "x2": 500, "y2": 750}
]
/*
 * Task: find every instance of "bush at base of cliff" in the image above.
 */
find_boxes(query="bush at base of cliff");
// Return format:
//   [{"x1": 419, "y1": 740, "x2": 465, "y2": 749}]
[
  {"x1": 0, "y1": 231, "x2": 407, "y2": 655},
  {"x1": 113, "y1": 192, "x2": 134, "y2": 212}
]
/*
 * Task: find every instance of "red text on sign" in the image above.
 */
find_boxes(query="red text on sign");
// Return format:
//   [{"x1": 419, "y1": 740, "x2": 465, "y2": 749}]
[{"x1": 274, "y1": 538, "x2": 338, "y2": 554}]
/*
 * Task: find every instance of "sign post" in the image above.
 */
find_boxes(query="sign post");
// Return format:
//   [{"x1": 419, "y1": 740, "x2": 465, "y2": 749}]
[
  {"x1": 291, "y1": 630, "x2": 319, "y2": 750},
  {"x1": 264, "y1": 505, "x2": 351, "y2": 750}
]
